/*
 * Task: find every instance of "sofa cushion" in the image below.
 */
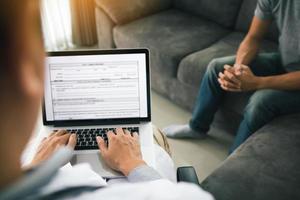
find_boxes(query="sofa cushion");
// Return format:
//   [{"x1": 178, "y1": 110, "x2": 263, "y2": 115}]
[
  {"x1": 235, "y1": 0, "x2": 279, "y2": 42},
  {"x1": 177, "y1": 32, "x2": 278, "y2": 87},
  {"x1": 201, "y1": 114, "x2": 300, "y2": 200},
  {"x1": 95, "y1": 0, "x2": 172, "y2": 25},
  {"x1": 114, "y1": 9, "x2": 229, "y2": 77},
  {"x1": 174, "y1": 0, "x2": 243, "y2": 28}
]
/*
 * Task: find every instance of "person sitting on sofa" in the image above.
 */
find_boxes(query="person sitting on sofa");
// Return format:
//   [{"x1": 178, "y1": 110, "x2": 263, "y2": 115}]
[
  {"x1": 0, "y1": 0, "x2": 214, "y2": 199},
  {"x1": 164, "y1": 0, "x2": 300, "y2": 153}
]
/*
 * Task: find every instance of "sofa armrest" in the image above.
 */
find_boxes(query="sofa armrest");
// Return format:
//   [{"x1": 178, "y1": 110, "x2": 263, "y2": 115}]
[
  {"x1": 95, "y1": 7, "x2": 115, "y2": 49},
  {"x1": 95, "y1": 0, "x2": 172, "y2": 25},
  {"x1": 177, "y1": 166, "x2": 200, "y2": 185}
]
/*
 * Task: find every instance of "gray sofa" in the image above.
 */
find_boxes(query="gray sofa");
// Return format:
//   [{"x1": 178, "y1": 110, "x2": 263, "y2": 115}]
[
  {"x1": 201, "y1": 114, "x2": 300, "y2": 200},
  {"x1": 94, "y1": 0, "x2": 300, "y2": 199},
  {"x1": 95, "y1": 0, "x2": 279, "y2": 132}
]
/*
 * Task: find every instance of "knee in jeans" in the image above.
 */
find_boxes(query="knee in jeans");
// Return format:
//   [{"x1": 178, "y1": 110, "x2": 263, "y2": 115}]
[
  {"x1": 243, "y1": 104, "x2": 262, "y2": 129},
  {"x1": 207, "y1": 59, "x2": 223, "y2": 73},
  {"x1": 243, "y1": 95, "x2": 273, "y2": 131},
  {"x1": 206, "y1": 59, "x2": 225, "y2": 78}
]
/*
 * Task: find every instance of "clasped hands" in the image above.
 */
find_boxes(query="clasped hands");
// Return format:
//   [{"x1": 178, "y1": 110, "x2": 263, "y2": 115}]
[{"x1": 217, "y1": 64, "x2": 261, "y2": 92}]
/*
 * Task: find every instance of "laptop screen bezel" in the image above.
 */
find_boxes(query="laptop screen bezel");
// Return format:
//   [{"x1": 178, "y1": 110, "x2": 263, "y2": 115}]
[{"x1": 42, "y1": 49, "x2": 151, "y2": 126}]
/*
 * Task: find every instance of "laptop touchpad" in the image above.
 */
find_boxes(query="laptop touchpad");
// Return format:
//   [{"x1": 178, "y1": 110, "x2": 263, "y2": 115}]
[{"x1": 71, "y1": 153, "x2": 123, "y2": 178}]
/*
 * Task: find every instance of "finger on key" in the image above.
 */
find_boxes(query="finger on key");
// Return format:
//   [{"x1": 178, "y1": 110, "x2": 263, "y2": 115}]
[
  {"x1": 55, "y1": 130, "x2": 68, "y2": 136},
  {"x1": 107, "y1": 131, "x2": 115, "y2": 139},
  {"x1": 67, "y1": 134, "x2": 77, "y2": 149},
  {"x1": 49, "y1": 131, "x2": 57, "y2": 138},
  {"x1": 58, "y1": 133, "x2": 72, "y2": 145},
  {"x1": 116, "y1": 128, "x2": 124, "y2": 135},
  {"x1": 97, "y1": 136, "x2": 108, "y2": 155},
  {"x1": 132, "y1": 132, "x2": 139, "y2": 139},
  {"x1": 124, "y1": 129, "x2": 131, "y2": 136}
]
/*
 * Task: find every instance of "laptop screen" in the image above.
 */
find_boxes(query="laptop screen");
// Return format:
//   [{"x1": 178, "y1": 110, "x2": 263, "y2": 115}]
[{"x1": 43, "y1": 49, "x2": 150, "y2": 125}]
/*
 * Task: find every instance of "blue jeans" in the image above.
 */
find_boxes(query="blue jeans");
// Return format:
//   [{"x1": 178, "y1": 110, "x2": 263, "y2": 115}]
[{"x1": 189, "y1": 53, "x2": 300, "y2": 153}]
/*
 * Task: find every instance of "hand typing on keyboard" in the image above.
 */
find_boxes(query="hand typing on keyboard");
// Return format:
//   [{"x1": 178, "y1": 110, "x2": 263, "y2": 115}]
[
  {"x1": 30, "y1": 127, "x2": 145, "y2": 176},
  {"x1": 97, "y1": 128, "x2": 146, "y2": 176},
  {"x1": 64, "y1": 127, "x2": 139, "y2": 150},
  {"x1": 28, "y1": 130, "x2": 77, "y2": 168}
]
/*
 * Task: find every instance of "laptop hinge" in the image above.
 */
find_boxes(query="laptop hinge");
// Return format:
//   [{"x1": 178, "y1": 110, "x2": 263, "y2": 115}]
[{"x1": 52, "y1": 119, "x2": 141, "y2": 127}]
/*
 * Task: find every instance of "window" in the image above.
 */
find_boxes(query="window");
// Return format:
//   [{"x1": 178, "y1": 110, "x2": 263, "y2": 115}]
[{"x1": 41, "y1": 0, "x2": 73, "y2": 51}]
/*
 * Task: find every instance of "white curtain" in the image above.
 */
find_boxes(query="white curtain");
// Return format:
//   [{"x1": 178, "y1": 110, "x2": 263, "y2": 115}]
[{"x1": 41, "y1": 0, "x2": 73, "y2": 51}]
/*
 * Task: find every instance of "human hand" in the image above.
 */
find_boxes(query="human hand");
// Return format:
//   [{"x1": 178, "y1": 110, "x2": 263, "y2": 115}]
[
  {"x1": 233, "y1": 64, "x2": 261, "y2": 91},
  {"x1": 218, "y1": 65, "x2": 242, "y2": 91},
  {"x1": 97, "y1": 128, "x2": 146, "y2": 176},
  {"x1": 218, "y1": 64, "x2": 261, "y2": 92},
  {"x1": 29, "y1": 130, "x2": 77, "y2": 168}
]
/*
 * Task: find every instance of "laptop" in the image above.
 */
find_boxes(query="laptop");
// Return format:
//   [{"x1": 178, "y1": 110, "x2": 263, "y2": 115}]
[{"x1": 42, "y1": 49, "x2": 155, "y2": 178}]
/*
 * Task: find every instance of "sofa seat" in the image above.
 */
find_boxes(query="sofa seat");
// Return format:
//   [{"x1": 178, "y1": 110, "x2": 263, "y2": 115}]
[
  {"x1": 113, "y1": 9, "x2": 229, "y2": 78},
  {"x1": 201, "y1": 114, "x2": 300, "y2": 200}
]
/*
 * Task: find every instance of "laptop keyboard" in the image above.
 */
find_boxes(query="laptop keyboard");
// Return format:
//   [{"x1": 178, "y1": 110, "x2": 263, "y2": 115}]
[{"x1": 54, "y1": 127, "x2": 139, "y2": 150}]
